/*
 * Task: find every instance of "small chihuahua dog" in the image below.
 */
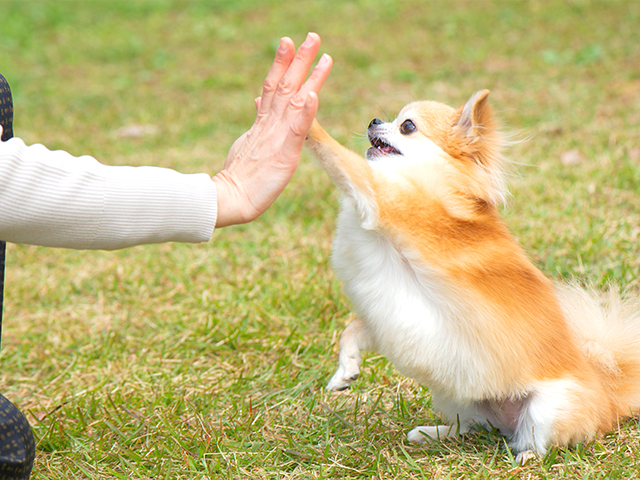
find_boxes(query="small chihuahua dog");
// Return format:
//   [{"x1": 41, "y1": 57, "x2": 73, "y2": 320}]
[{"x1": 305, "y1": 90, "x2": 640, "y2": 463}]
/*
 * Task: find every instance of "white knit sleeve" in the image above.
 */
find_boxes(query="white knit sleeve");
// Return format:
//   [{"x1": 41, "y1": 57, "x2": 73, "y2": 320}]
[{"x1": 0, "y1": 137, "x2": 218, "y2": 250}]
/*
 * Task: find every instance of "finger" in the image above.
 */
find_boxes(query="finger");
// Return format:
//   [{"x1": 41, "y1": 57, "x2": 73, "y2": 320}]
[
  {"x1": 297, "y1": 53, "x2": 333, "y2": 100},
  {"x1": 268, "y1": 32, "x2": 322, "y2": 118},
  {"x1": 281, "y1": 92, "x2": 319, "y2": 160},
  {"x1": 281, "y1": 53, "x2": 332, "y2": 125},
  {"x1": 257, "y1": 37, "x2": 296, "y2": 117},
  {"x1": 255, "y1": 96, "x2": 262, "y2": 112}
]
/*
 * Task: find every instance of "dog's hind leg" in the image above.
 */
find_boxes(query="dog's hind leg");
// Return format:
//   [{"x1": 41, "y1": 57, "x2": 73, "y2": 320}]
[
  {"x1": 327, "y1": 318, "x2": 372, "y2": 391},
  {"x1": 407, "y1": 391, "x2": 488, "y2": 444},
  {"x1": 407, "y1": 413, "x2": 475, "y2": 444},
  {"x1": 407, "y1": 424, "x2": 463, "y2": 443}
]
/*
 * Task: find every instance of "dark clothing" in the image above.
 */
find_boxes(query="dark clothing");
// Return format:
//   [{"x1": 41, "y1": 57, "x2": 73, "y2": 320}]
[
  {"x1": 0, "y1": 395, "x2": 35, "y2": 480},
  {"x1": 1, "y1": 75, "x2": 35, "y2": 479}
]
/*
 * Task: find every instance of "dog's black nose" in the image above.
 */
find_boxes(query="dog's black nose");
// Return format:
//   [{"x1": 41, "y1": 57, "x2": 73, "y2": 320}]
[{"x1": 368, "y1": 118, "x2": 383, "y2": 129}]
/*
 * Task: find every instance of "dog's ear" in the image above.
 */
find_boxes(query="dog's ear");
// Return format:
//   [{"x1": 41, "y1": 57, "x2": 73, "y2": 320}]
[
  {"x1": 446, "y1": 90, "x2": 507, "y2": 205},
  {"x1": 449, "y1": 90, "x2": 502, "y2": 167},
  {"x1": 454, "y1": 89, "x2": 492, "y2": 140}
]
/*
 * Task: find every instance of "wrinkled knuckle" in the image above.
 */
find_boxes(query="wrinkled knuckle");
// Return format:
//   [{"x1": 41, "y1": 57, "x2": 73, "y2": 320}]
[
  {"x1": 262, "y1": 78, "x2": 278, "y2": 95},
  {"x1": 277, "y1": 78, "x2": 296, "y2": 96},
  {"x1": 289, "y1": 93, "x2": 306, "y2": 110}
]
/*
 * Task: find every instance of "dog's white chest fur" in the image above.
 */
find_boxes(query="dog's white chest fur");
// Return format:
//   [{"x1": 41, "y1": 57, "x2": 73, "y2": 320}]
[
  {"x1": 328, "y1": 200, "x2": 583, "y2": 460},
  {"x1": 331, "y1": 200, "x2": 496, "y2": 399}
]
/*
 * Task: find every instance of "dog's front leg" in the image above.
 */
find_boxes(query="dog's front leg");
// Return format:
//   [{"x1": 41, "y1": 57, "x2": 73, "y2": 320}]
[
  {"x1": 305, "y1": 120, "x2": 378, "y2": 228},
  {"x1": 327, "y1": 318, "x2": 372, "y2": 391}
]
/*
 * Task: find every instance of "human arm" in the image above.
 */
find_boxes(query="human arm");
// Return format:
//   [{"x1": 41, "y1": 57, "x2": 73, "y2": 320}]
[
  {"x1": 0, "y1": 33, "x2": 332, "y2": 247},
  {"x1": 0, "y1": 136, "x2": 217, "y2": 250}
]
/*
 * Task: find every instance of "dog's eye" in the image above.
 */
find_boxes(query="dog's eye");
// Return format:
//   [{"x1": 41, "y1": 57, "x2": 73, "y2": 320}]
[{"x1": 400, "y1": 119, "x2": 417, "y2": 135}]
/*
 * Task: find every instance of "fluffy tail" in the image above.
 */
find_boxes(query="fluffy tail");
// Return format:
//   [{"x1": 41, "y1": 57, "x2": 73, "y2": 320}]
[{"x1": 557, "y1": 282, "x2": 640, "y2": 417}]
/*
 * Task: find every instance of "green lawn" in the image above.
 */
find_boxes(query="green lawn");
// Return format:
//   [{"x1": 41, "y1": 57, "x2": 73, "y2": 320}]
[{"x1": 1, "y1": 0, "x2": 639, "y2": 478}]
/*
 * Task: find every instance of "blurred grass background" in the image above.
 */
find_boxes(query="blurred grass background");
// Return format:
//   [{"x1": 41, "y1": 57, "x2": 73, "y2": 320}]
[{"x1": 0, "y1": 0, "x2": 639, "y2": 478}]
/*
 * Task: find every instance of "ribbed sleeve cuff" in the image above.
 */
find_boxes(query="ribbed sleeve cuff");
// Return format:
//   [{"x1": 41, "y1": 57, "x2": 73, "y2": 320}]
[{"x1": 0, "y1": 138, "x2": 217, "y2": 250}]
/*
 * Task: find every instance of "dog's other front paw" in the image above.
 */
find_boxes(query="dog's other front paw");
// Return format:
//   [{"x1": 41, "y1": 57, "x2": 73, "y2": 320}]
[{"x1": 326, "y1": 368, "x2": 359, "y2": 391}]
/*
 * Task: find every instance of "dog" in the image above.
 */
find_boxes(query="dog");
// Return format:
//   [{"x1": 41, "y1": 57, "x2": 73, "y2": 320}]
[{"x1": 305, "y1": 90, "x2": 640, "y2": 464}]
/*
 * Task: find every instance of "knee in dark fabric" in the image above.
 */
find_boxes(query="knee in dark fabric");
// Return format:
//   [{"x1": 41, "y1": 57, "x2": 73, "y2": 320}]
[{"x1": 0, "y1": 394, "x2": 35, "y2": 480}]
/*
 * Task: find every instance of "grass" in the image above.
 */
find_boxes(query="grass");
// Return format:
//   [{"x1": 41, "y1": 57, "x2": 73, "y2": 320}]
[{"x1": 0, "y1": 0, "x2": 639, "y2": 478}]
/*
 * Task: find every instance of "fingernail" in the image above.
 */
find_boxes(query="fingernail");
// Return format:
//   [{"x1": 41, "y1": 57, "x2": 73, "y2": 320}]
[
  {"x1": 305, "y1": 92, "x2": 316, "y2": 107},
  {"x1": 317, "y1": 53, "x2": 330, "y2": 67},
  {"x1": 303, "y1": 32, "x2": 315, "y2": 45},
  {"x1": 278, "y1": 38, "x2": 288, "y2": 53}
]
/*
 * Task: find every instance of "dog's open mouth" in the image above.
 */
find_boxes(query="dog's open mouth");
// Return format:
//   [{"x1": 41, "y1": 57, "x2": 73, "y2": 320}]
[{"x1": 367, "y1": 134, "x2": 401, "y2": 159}]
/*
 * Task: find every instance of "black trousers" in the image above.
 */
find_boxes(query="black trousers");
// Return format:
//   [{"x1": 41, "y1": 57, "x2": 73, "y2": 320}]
[{"x1": 0, "y1": 394, "x2": 35, "y2": 479}]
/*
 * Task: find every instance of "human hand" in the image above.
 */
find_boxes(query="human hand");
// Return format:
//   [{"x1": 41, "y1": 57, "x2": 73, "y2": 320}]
[{"x1": 212, "y1": 32, "x2": 333, "y2": 227}]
